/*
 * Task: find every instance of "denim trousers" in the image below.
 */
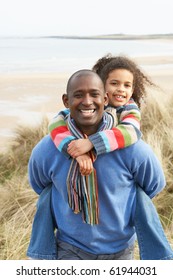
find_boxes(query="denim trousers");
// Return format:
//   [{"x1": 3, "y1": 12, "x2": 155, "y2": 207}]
[
  {"x1": 134, "y1": 187, "x2": 173, "y2": 260},
  {"x1": 57, "y1": 240, "x2": 134, "y2": 260},
  {"x1": 27, "y1": 186, "x2": 57, "y2": 260},
  {"x1": 27, "y1": 186, "x2": 173, "y2": 260}
]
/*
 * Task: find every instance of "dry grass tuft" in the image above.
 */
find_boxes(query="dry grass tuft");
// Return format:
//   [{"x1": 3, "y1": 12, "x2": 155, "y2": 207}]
[
  {"x1": 0, "y1": 118, "x2": 48, "y2": 259},
  {"x1": 141, "y1": 89, "x2": 173, "y2": 222}
]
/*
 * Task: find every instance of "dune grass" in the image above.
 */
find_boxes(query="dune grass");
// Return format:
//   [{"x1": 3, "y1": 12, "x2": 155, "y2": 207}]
[
  {"x1": 0, "y1": 91, "x2": 173, "y2": 260},
  {"x1": 0, "y1": 119, "x2": 48, "y2": 260},
  {"x1": 140, "y1": 89, "x2": 173, "y2": 248}
]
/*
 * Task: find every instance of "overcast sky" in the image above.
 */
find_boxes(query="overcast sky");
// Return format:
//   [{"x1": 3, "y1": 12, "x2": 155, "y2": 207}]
[{"x1": 0, "y1": 0, "x2": 173, "y2": 37}]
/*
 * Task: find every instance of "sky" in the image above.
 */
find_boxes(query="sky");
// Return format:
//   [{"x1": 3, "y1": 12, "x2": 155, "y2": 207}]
[{"x1": 0, "y1": 0, "x2": 173, "y2": 37}]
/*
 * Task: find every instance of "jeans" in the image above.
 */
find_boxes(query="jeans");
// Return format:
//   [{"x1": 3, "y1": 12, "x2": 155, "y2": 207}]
[
  {"x1": 57, "y1": 240, "x2": 134, "y2": 260},
  {"x1": 27, "y1": 186, "x2": 173, "y2": 260},
  {"x1": 134, "y1": 187, "x2": 173, "y2": 260},
  {"x1": 27, "y1": 186, "x2": 57, "y2": 260}
]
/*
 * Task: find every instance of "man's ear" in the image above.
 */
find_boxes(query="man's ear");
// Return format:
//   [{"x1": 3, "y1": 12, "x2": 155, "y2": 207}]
[
  {"x1": 104, "y1": 92, "x2": 109, "y2": 106},
  {"x1": 62, "y1": 94, "x2": 69, "y2": 108}
]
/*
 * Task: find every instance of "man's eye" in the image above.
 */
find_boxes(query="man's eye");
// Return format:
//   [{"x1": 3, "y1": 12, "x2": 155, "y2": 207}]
[
  {"x1": 92, "y1": 92, "x2": 99, "y2": 97},
  {"x1": 74, "y1": 93, "x2": 82, "y2": 98}
]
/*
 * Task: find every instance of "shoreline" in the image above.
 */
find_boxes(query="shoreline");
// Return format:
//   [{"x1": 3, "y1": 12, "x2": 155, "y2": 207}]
[
  {"x1": 0, "y1": 55, "x2": 173, "y2": 153},
  {"x1": 3, "y1": 34, "x2": 173, "y2": 40}
]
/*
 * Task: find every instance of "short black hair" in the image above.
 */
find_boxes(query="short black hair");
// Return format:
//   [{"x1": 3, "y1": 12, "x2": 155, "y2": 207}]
[{"x1": 66, "y1": 69, "x2": 103, "y2": 94}]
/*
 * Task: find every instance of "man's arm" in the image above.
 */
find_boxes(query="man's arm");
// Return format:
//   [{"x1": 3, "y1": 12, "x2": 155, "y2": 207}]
[
  {"x1": 28, "y1": 146, "x2": 53, "y2": 195},
  {"x1": 132, "y1": 143, "x2": 166, "y2": 198}
]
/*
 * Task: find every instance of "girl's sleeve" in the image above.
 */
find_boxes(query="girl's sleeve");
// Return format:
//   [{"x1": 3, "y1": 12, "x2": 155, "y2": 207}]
[
  {"x1": 48, "y1": 109, "x2": 75, "y2": 158},
  {"x1": 88, "y1": 99, "x2": 142, "y2": 155}
]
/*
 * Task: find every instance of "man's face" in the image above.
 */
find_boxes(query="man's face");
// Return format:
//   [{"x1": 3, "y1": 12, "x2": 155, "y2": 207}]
[{"x1": 63, "y1": 73, "x2": 107, "y2": 135}]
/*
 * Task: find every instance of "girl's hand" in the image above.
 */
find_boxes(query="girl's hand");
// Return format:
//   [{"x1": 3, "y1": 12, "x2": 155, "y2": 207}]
[
  {"x1": 75, "y1": 154, "x2": 93, "y2": 176},
  {"x1": 68, "y1": 139, "x2": 93, "y2": 158}
]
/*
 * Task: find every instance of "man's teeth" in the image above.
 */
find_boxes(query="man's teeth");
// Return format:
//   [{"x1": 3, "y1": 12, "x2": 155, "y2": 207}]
[{"x1": 80, "y1": 109, "x2": 95, "y2": 113}]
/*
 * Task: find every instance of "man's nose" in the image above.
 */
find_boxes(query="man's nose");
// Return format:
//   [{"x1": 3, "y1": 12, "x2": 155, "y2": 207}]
[{"x1": 82, "y1": 94, "x2": 93, "y2": 105}]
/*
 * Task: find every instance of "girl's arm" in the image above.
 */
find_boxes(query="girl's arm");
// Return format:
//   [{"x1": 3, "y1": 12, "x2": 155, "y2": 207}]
[
  {"x1": 75, "y1": 154, "x2": 93, "y2": 176},
  {"x1": 87, "y1": 99, "x2": 142, "y2": 155},
  {"x1": 48, "y1": 109, "x2": 95, "y2": 158},
  {"x1": 48, "y1": 108, "x2": 76, "y2": 158}
]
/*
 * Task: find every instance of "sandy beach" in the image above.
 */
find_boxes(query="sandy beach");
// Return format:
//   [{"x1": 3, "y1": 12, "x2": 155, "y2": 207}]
[
  {"x1": 0, "y1": 54, "x2": 173, "y2": 153},
  {"x1": 0, "y1": 72, "x2": 69, "y2": 152}
]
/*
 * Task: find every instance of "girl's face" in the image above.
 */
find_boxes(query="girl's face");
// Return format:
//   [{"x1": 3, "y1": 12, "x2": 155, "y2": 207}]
[{"x1": 105, "y1": 69, "x2": 134, "y2": 107}]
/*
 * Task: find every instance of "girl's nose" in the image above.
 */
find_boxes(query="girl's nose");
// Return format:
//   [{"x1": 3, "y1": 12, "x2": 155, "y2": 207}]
[{"x1": 117, "y1": 84, "x2": 125, "y2": 92}]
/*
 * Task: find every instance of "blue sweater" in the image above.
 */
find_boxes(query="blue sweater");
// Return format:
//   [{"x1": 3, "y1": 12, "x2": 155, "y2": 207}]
[{"x1": 28, "y1": 135, "x2": 165, "y2": 255}]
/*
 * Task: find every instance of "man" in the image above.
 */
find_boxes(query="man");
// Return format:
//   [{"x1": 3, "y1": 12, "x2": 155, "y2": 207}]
[{"x1": 27, "y1": 70, "x2": 166, "y2": 260}]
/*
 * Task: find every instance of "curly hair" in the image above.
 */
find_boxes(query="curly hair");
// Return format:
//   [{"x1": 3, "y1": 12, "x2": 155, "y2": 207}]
[{"x1": 92, "y1": 53, "x2": 156, "y2": 108}]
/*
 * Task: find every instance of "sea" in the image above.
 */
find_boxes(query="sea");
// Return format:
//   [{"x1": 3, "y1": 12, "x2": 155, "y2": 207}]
[{"x1": 0, "y1": 37, "x2": 173, "y2": 74}]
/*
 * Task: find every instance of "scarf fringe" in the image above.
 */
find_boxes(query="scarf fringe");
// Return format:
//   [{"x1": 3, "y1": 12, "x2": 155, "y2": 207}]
[{"x1": 67, "y1": 160, "x2": 99, "y2": 225}]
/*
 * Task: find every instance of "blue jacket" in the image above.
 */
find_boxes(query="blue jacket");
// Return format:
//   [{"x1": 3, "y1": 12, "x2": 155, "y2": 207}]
[{"x1": 27, "y1": 136, "x2": 173, "y2": 259}]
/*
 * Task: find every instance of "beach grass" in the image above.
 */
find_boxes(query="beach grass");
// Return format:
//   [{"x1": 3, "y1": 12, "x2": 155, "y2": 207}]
[{"x1": 0, "y1": 89, "x2": 173, "y2": 260}]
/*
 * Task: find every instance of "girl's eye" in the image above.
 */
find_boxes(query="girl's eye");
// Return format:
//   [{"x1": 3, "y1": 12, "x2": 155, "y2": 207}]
[{"x1": 125, "y1": 84, "x2": 132, "y2": 88}]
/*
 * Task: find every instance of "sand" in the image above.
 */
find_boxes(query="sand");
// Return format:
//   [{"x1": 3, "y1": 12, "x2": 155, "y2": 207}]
[
  {"x1": 0, "y1": 73, "x2": 69, "y2": 152},
  {"x1": 0, "y1": 55, "x2": 173, "y2": 153}
]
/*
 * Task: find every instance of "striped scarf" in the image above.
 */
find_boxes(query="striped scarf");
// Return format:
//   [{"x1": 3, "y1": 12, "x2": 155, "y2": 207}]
[{"x1": 66, "y1": 112, "x2": 114, "y2": 225}]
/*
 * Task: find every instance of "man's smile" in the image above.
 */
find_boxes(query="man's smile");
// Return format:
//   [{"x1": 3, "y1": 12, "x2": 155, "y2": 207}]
[{"x1": 79, "y1": 109, "x2": 96, "y2": 116}]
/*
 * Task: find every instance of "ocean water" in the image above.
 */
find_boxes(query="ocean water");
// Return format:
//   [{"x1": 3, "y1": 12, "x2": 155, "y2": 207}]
[{"x1": 0, "y1": 37, "x2": 173, "y2": 74}]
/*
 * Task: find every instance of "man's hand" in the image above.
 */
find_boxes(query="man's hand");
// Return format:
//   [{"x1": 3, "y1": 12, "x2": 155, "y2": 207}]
[
  {"x1": 75, "y1": 154, "x2": 93, "y2": 176},
  {"x1": 67, "y1": 139, "x2": 93, "y2": 158}
]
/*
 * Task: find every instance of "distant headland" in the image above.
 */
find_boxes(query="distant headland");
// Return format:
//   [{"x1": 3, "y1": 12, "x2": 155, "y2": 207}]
[
  {"x1": 2, "y1": 33, "x2": 173, "y2": 40},
  {"x1": 42, "y1": 33, "x2": 173, "y2": 40}
]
